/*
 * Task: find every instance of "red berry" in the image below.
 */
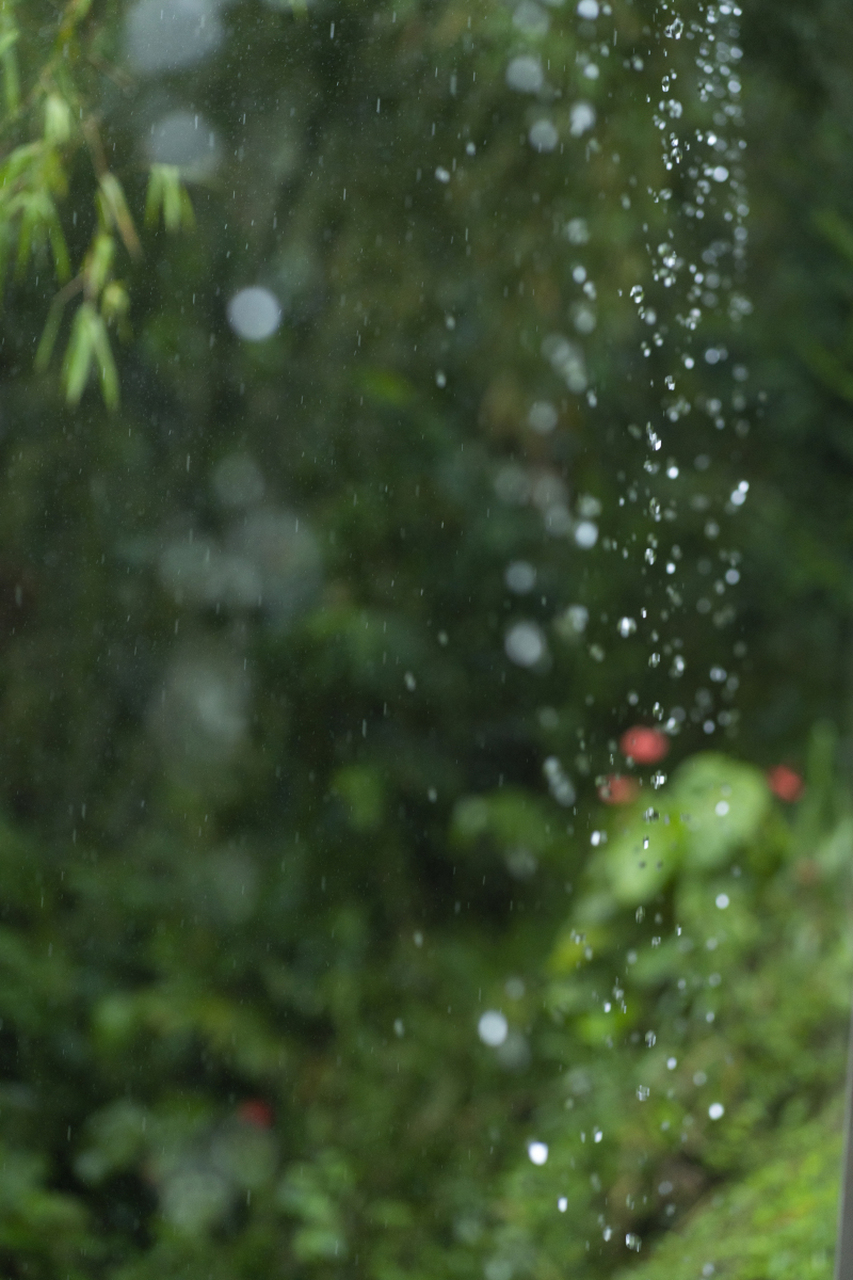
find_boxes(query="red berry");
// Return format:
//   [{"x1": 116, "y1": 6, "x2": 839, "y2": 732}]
[
  {"x1": 598, "y1": 774, "x2": 640, "y2": 805},
  {"x1": 238, "y1": 1099, "x2": 274, "y2": 1129},
  {"x1": 767, "y1": 765, "x2": 804, "y2": 803},
  {"x1": 619, "y1": 725, "x2": 670, "y2": 765}
]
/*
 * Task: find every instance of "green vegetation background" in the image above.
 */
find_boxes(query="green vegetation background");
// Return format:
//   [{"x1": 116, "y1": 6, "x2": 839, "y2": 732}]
[{"x1": 0, "y1": 1, "x2": 851, "y2": 1278}]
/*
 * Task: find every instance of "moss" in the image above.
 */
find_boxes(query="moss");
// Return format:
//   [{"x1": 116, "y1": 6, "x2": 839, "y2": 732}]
[{"x1": 621, "y1": 1104, "x2": 843, "y2": 1280}]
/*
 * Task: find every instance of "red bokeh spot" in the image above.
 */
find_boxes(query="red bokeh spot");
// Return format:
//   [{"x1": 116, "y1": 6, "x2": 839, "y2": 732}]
[
  {"x1": 767, "y1": 765, "x2": 804, "y2": 803},
  {"x1": 238, "y1": 1099, "x2": 274, "y2": 1129},
  {"x1": 598, "y1": 775, "x2": 640, "y2": 805},
  {"x1": 619, "y1": 725, "x2": 670, "y2": 765}
]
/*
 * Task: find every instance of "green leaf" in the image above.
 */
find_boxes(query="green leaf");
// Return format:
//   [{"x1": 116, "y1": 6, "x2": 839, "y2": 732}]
[
  {"x1": 0, "y1": 29, "x2": 19, "y2": 62},
  {"x1": 591, "y1": 754, "x2": 770, "y2": 908},
  {"x1": 357, "y1": 368, "x2": 415, "y2": 407},
  {"x1": 800, "y1": 338, "x2": 853, "y2": 403},
  {"x1": 145, "y1": 165, "x2": 195, "y2": 233},
  {"x1": 74, "y1": 1101, "x2": 150, "y2": 1185},
  {"x1": 670, "y1": 753, "x2": 770, "y2": 870},
  {"x1": 1, "y1": 40, "x2": 19, "y2": 117},
  {"x1": 47, "y1": 214, "x2": 70, "y2": 282},
  {"x1": 97, "y1": 174, "x2": 140, "y2": 257},
  {"x1": 34, "y1": 294, "x2": 66, "y2": 372},
  {"x1": 89, "y1": 310, "x2": 120, "y2": 409},
  {"x1": 0, "y1": 142, "x2": 40, "y2": 193},
  {"x1": 333, "y1": 765, "x2": 385, "y2": 832},
  {"x1": 7, "y1": 191, "x2": 68, "y2": 281},
  {"x1": 451, "y1": 788, "x2": 562, "y2": 865},
  {"x1": 813, "y1": 207, "x2": 853, "y2": 269},
  {"x1": 100, "y1": 280, "x2": 129, "y2": 324},
  {"x1": 85, "y1": 233, "x2": 114, "y2": 295},
  {"x1": 61, "y1": 302, "x2": 98, "y2": 405},
  {"x1": 603, "y1": 809, "x2": 687, "y2": 906},
  {"x1": 43, "y1": 94, "x2": 71, "y2": 147}
]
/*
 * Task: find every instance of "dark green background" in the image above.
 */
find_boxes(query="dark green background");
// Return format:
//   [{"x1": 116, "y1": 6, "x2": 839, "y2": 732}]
[{"x1": 0, "y1": 0, "x2": 850, "y2": 1276}]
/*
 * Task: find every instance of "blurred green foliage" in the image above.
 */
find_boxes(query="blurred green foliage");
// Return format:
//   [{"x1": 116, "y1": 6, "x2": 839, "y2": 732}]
[{"x1": 0, "y1": 0, "x2": 849, "y2": 1277}]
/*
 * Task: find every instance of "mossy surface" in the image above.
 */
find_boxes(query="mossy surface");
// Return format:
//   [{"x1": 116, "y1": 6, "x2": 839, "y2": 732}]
[{"x1": 622, "y1": 1105, "x2": 843, "y2": 1280}]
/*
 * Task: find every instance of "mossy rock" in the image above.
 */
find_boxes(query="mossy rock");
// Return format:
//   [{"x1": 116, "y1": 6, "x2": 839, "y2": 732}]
[{"x1": 619, "y1": 1102, "x2": 843, "y2": 1280}]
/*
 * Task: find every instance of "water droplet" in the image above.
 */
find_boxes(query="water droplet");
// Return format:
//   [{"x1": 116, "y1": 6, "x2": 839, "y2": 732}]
[
  {"x1": 527, "y1": 1140, "x2": 549, "y2": 1165},
  {"x1": 542, "y1": 333, "x2": 587, "y2": 390},
  {"x1": 558, "y1": 1196, "x2": 568, "y2": 1212},
  {"x1": 544, "y1": 757, "x2": 576, "y2": 806},
  {"x1": 528, "y1": 400, "x2": 558, "y2": 433},
  {"x1": 126, "y1": 0, "x2": 223, "y2": 74},
  {"x1": 227, "y1": 287, "x2": 282, "y2": 342},
  {"x1": 505, "y1": 621, "x2": 547, "y2": 667},
  {"x1": 708, "y1": 1102, "x2": 725, "y2": 1120},
  {"x1": 577, "y1": 0, "x2": 599, "y2": 15},
  {"x1": 577, "y1": 494, "x2": 602, "y2": 517},
  {"x1": 513, "y1": 0, "x2": 550, "y2": 34},
  {"x1": 506, "y1": 848, "x2": 538, "y2": 880},
  {"x1": 569, "y1": 101, "x2": 596, "y2": 136},
  {"x1": 618, "y1": 616, "x2": 637, "y2": 638},
  {"x1": 506, "y1": 55, "x2": 544, "y2": 93},
  {"x1": 529, "y1": 119, "x2": 560, "y2": 153},
  {"x1": 148, "y1": 109, "x2": 219, "y2": 177},
  {"x1": 505, "y1": 561, "x2": 537, "y2": 594},
  {"x1": 478, "y1": 1010, "x2": 509, "y2": 1046},
  {"x1": 212, "y1": 454, "x2": 265, "y2": 510},
  {"x1": 715, "y1": 892, "x2": 730, "y2": 909},
  {"x1": 556, "y1": 604, "x2": 589, "y2": 636},
  {"x1": 564, "y1": 217, "x2": 589, "y2": 244},
  {"x1": 574, "y1": 521, "x2": 599, "y2": 549}
]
